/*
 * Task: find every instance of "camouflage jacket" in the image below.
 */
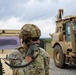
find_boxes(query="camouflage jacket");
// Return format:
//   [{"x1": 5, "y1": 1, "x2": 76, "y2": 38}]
[
  {"x1": 8, "y1": 45, "x2": 50, "y2": 75},
  {"x1": 8, "y1": 47, "x2": 25, "y2": 67}
]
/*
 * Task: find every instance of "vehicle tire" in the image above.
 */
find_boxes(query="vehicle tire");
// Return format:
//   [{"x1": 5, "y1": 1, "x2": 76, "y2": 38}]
[{"x1": 53, "y1": 45, "x2": 68, "y2": 68}]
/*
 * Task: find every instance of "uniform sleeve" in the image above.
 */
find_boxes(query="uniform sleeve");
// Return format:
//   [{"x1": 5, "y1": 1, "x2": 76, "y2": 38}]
[
  {"x1": 39, "y1": 47, "x2": 50, "y2": 73},
  {"x1": 8, "y1": 50, "x2": 23, "y2": 66},
  {"x1": 9, "y1": 51, "x2": 20, "y2": 59}
]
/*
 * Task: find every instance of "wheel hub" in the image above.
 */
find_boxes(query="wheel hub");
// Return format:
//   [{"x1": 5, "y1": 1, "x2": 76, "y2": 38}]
[{"x1": 55, "y1": 50, "x2": 60, "y2": 64}]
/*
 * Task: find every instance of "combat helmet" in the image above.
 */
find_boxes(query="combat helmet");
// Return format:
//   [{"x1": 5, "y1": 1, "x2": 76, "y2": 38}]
[{"x1": 20, "y1": 24, "x2": 41, "y2": 41}]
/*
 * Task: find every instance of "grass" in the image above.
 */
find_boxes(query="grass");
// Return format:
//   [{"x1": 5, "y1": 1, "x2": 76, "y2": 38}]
[{"x1": 45, "y1": 43, "x2": 53, "y2": 58}]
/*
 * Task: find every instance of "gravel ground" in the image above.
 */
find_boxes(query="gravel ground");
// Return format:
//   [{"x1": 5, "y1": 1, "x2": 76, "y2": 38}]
[{"x1": 49, "y1": 59, "x2": 76, "y2": 75}]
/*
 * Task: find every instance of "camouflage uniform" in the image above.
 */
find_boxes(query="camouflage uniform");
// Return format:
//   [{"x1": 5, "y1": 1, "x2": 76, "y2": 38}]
[
  {"x1": 19, "y1": 24, "x2": 50, "y2": 75},
  {"x1": 19, "y1": 24, "x2": 45, "y2": 75},
  {"x1": 39, "y1": 47, "x2": 50, "y2": 75},
  {"x1": 18, "y1": 47, "x2": 50, "y2": 75},
  {"x1": 8, "y1": 47, "x2": 25, "y2": 75},
  {"x1": 25, "y1": 44, "x2": 45, "y2": 75},
  {"x1": 8, "y1": 46, "x2": 50, "y2": 75},
  {"x1": 9, "y1": 24, "x2": 50, "y2": 75}
]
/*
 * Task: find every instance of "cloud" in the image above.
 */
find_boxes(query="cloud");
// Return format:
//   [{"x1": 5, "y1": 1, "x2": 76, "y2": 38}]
[
  {"x1": 0, "y1": 0, "x2": 76, "y2": 38},
  {"x1": 26, "y1": 17, "x2": 56, "y2": 38},
  {"x1": 0, "y1": 0, "x2": 76, "y2": 20},
  {"x1": 0, "y1": 16, "x2": 23, "y2": 29},
  {"x1": 0, "y1": 0, "x2": 56, "y2": 21},
  {"x1": 0, "y1": 0, "x2": 75, "y2": 21},
  {"x1": 0, "y1": 16, "x2": 55, "y2": 38}
]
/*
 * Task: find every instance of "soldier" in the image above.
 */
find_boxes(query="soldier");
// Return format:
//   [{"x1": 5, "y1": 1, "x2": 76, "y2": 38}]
[
  {"x1": 18, "y1": 24, "x2": 50, "y2": 75},
  {"x1": 8, "y1": 24, "x2": 50, "y2": 75},
  {"x1": 19, "y1": 24, "x2": 45, "y2": 75},
  {"x1": 18, "y1": 41, "x2": 50, "y2": 75}
]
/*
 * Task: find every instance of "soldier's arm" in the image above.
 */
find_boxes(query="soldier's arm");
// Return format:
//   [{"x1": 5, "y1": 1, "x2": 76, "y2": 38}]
[
  {"x1": 25, "y1": 46, "x2": 33, "y2": 63},
  {"x1": 39, "y1": 47, "x2": 50, "y2": 75},
  {"x1": 25, "y1": 43, "x2": 39, "y2": 63}
]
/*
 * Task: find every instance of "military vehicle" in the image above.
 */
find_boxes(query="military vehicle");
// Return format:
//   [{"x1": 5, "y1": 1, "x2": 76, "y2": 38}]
[
  {"x1": 50, "y1": 9, "x2": 76, "y2": 68},
  {"x1": 0, "y1": 30, "x2": 21, "y2": 75}
]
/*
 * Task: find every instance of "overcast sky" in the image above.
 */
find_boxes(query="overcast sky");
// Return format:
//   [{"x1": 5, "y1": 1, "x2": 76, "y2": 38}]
[{"x1": 0, "y1": 0, "x2": 76, "y2": 38}]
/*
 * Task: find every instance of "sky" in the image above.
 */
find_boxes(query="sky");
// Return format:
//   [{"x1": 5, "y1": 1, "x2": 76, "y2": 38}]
[{"x1": 0, "y1": 0, "x2": 76, "y2": 38}]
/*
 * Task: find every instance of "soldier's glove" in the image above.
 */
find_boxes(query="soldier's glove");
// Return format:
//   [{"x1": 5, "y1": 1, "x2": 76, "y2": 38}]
[{"x1": 29, "y1": 43, "x2": 38, "y2": 51}]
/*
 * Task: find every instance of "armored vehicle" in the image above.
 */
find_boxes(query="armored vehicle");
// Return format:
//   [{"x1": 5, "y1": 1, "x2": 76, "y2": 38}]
[
  {"x1": 51, "y1": 9, "x2": 76, "y2": 68},
  {"x1": 0, "y1": 30, "x2": 21, "y2": 75}
]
